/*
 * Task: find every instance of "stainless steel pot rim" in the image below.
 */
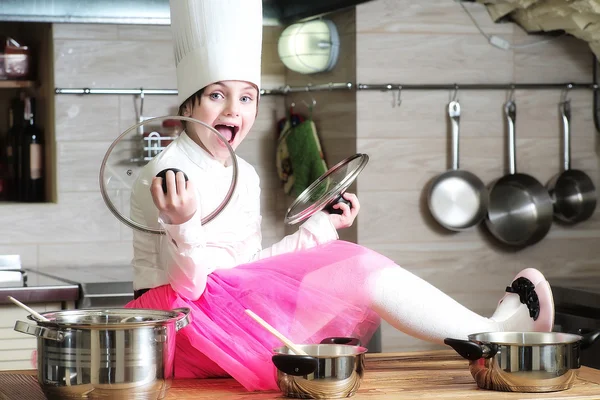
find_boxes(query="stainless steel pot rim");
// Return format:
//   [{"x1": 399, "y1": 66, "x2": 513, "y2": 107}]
[
  {"x1": 273, "y1": 344, "x2": 368, "y2": 357},
  {"x1": 468, "y1": 331, "x2": 583, "y2": 345},
  {"x1": 27, "y1": 307, "x2": 189, "y2": 327}
]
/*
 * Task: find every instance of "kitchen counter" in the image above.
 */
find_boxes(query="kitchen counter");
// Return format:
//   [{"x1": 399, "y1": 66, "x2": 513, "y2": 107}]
[
  {"x1": 33, "y1": 265, "x2": 134, "y2": 308},
  {"x1": 0, "y1": 269, "x2": 79, "y2": 305},
  {"x1": 2, "y1": 350, "x2": 599, "y2": 399}
]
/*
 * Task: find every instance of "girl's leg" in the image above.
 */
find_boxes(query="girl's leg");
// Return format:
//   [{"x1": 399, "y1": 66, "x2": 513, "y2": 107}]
[{"x1": 367, "y1": 266, "x2": 554, "y2": 344}]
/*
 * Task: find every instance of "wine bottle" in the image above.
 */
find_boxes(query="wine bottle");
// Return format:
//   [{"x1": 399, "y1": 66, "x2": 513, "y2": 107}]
[
  {"x1": 20, "y1": 96, "x2": 44, "y2": 202},
  {"x1": 5, "y1": 97, "x2": 24, "y2": 201}
]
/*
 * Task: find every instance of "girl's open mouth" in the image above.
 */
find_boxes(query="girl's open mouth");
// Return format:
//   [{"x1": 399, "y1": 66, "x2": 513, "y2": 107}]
[{"x1": 214, "y1": 124, "x2": 240, "y2": 144}]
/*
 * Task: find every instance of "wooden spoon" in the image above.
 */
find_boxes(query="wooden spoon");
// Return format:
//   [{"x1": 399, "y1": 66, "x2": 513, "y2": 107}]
[
  {"x1": 7, "y1": 296, "x2": 50, "y2": 322},
  {"x1": 244, "y1": 309, "x2": 309, "y2": 356}
]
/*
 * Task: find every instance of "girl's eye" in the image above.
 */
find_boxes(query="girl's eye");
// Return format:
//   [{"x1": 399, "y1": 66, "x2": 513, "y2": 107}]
[
  {"x1": 209, "y1": 93, "x2": 224, "y2": 100},
  {"x1": 240, "y1": 96, "x2": 253, "y2": 103}
]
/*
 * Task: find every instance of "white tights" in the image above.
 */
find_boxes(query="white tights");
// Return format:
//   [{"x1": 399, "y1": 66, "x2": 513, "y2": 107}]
[{"x1": 367, "y1": 266, "x2": 538, "y2": 344}]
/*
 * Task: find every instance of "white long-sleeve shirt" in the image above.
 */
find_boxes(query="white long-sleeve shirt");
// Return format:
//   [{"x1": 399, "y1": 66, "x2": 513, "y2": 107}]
[{"x1": 130, "y1": 131, "x2": 339, "y2": 300}]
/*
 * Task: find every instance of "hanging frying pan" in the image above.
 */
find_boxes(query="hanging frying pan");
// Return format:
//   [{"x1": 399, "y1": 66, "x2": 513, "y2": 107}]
[
  {"x1": 99, "y1": 115, "x2": 238, "y2": 235},
  {"x1": 546, "y1": 100, "x2": 596, "y2": 223},
  {"x1": 427, "y1": 100, "x2": 488, "y2": 231},
  {"x1": 485, "y1": 101, "x2": 553, "y2": 247},
  {"x1": 285, "y1": 154, "x2": 369, "y2": 225}
]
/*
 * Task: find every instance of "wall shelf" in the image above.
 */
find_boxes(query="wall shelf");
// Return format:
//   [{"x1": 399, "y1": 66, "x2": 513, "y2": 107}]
[{"x1": 0, "y1": 80, "x2": 35, "y2": 89}]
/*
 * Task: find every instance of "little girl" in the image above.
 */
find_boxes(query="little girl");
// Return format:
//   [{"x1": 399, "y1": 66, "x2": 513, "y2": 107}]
[{"x1": 126, "y1": 0, "x2": 555, "y2": 392}]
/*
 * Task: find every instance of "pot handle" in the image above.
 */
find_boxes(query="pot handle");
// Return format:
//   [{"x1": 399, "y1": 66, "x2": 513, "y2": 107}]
[
  {"x1": 14, "y1": 321, "x2": 65, "y2": 342},
  {"x1": 320, "y1": 337, "x2": 361, "y2": 346},
  {"x1": 444, "y1": 338, "x2": 498, "y2": 360},
  {"x1": 578, "y1": 329, "x2": 600, "y2": 350},
  {"x1": 272, "y1": 354, "x2": 318, "y2": 376},
  {"x1": 171, "y1": 307, "x2": 191, "y2": 331}
]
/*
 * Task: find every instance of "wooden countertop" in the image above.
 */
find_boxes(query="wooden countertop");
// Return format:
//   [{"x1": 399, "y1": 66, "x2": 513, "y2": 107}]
[{"x1": 2, "y1": 350, "x2": 600, "y2": 399}]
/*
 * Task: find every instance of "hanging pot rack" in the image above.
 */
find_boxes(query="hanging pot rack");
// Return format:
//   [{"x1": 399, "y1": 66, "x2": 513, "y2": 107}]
[{"x1": 55, "y1": 81, "x2": 597, "y2": 97}]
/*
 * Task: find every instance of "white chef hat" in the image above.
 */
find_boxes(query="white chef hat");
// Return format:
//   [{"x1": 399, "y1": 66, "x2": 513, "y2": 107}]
[{"x1": 169, "y1": 0, "x2": 263, "y2": 106}]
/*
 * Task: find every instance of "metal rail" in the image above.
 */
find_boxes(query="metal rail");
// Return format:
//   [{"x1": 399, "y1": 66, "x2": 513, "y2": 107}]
[{"x1": 55, "y1": 81, "x2": 597, "y2": 96}]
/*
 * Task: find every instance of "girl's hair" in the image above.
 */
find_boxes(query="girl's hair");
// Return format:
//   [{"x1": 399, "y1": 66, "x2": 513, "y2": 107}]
[{"x1": 178, "y1": 88, "x2": 205, "y2": 130}]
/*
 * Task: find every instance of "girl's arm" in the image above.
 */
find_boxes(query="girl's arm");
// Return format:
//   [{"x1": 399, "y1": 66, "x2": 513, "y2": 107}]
[
  {"x1": 138, "y1": 170, "x2": 240, "y2": 301},
  {"x1": 251, "y1": 211, "x2": 338, "y2": 260}
]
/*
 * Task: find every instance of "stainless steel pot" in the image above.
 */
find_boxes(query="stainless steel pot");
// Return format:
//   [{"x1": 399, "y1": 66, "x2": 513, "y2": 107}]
[
  {"x1": 14, "y1": 307, "x2": 190, "y2": 400},
  {"x1": 272, "y1": 337, "x2": 367, "y2": 399},
  {"x1": 445, "y1": 330, "x2": 600, "y2": 392}
]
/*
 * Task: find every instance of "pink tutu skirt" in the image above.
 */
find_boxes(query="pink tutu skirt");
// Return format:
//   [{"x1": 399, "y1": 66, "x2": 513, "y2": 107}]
[{"x1": 125, "y1": 240, "x2": 396, "y2": 391}]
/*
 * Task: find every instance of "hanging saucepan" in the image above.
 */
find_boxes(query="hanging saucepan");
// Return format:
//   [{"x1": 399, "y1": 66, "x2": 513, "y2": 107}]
[
  {"x1": 547, "y1": 99, "x2": 596, "y2": 223},
  {"x1": 444, "y1": 330, "x2": 600, "y2": 392},
  {"x1": 485, "y1": 100, "x2": 553, "y2": 247},
  {"x1": 427, "y1": 100, "x2": 488, "y2": 231}
]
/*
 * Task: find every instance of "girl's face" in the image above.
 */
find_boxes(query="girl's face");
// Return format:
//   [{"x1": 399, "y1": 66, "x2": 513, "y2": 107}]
[{"x1": 182, "y1": 80, "x2": 258, "y2": 164}]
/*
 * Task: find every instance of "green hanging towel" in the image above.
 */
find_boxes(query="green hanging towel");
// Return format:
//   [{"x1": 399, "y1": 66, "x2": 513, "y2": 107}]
[{"x1": 283, "y1": 119, "x2": 328, "y2": 198}]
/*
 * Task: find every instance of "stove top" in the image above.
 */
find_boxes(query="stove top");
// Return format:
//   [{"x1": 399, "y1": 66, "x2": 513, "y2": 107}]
[
  {"x1": 35, "y1": 266, "x2": 134, "y2": 308},
  {"x1": 0, "y1": 269, "x2": 79, "y2": 305},
  {"x1": 548, "y1": 276, "x2": 600, "y2": 318}
]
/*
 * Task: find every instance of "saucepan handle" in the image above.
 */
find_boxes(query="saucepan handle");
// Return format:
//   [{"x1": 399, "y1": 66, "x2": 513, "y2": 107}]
[
  {"x1": 320, "y1": 337, "x2": 361, "y2": 346},
  {"x1": 171, "y1": 307, "x2": 191, "y2": 331},
  {"x1": 578, "y1": 329, "x2": 600, "y2": 350},
  {"x1": 272, "y1": 355, "x2": 318, "y2": 376},
  {"x1": 14, "y1": 321, "x2": 65, "y2": 342},
  {"x1": 444, "y1": 338, "x2": 498, "y2": 360}
]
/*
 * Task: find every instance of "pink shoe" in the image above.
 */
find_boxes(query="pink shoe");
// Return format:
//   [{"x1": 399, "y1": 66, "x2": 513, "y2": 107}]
[{"x1": 495, "y1": 268, "x2": 555, "y2": 332}]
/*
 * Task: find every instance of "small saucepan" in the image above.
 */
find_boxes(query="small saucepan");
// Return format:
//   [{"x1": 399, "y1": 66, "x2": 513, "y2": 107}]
[
  {"x1": 485, "y1": 100, "x2": 554, "y2": 247},
  {"x1": 272, "y1": 337, "x2": 367, "y2": 399},
  {"x1": 427, "y1": 101, "x2": 488, "y2": 231},
  {"x1": 445, "y1": 330, "x2": 600, "y2": 393},
  {"x1": 547, "y1": 100, "x2": 597, "y2": 223}
]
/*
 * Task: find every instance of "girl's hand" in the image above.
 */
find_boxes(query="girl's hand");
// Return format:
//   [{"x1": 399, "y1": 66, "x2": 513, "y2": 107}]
[
  {"x1": 150, "y1": 170, "x2": 197, "y2": 225},
  {"x1": 327, "y1": 192, "x2": 360, "y2": 230}
]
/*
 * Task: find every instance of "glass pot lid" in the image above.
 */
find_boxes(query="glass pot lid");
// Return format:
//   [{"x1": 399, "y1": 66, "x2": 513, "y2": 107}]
[
  {"x1": 99, "y1": 115, "x2": 238, "y2": 235},
  {"x1": 285, "y1": 153, "x2": 369, "y2": 225}
]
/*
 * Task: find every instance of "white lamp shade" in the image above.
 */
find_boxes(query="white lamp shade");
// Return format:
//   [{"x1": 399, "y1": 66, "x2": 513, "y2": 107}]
[{"x1": 278, "y1": 19, "x2": 340, "y2": 74}]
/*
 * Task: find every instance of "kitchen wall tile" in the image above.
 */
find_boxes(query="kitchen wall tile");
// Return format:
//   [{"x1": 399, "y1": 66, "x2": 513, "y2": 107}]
[
  {"x1": 0, "y1": 245, "x2": 38, "y2": 269},
  {"x1": 357, "y1": 190, "x2": 483, "y2": 245},
  {"x1": 0, "y1": 192, "x2": 120, "y2": 244},
  {"x1": 357, "y1": 135, "x2": 598, "y2": 192},
  {"x1": 357, "y1": 33, "x2": 514, "y2": 84},
  {"x1": 53, "y1": 24, "x2": 119, "y2": 40},
  {"x1": 55, "y1": 95, "x2": 120, "y2": 142},
  {"x1": 117, "y1": 25, "x2": 172, "y2": 41},
  {"x1": 513, "y1": 29, "x2": 594, "y2": 84},
  {"x1": 262, "y1": 27, "x2": 287, "y2": 89},
  {"x1": 54, "y1": 39, "x2": 177, "y2": 89},
  {"x1": 38, "y1": 241, "x2": 133, "y2": 268},
  {"x1": 57, "y1": 141, "x2": 110, "y2": 192},
  {"x1": 358, "y1": 90, "x2": 510, "y2": 139},
  {"x1": 357, "y1": 0, "x2": 514, "y2": 35}
]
